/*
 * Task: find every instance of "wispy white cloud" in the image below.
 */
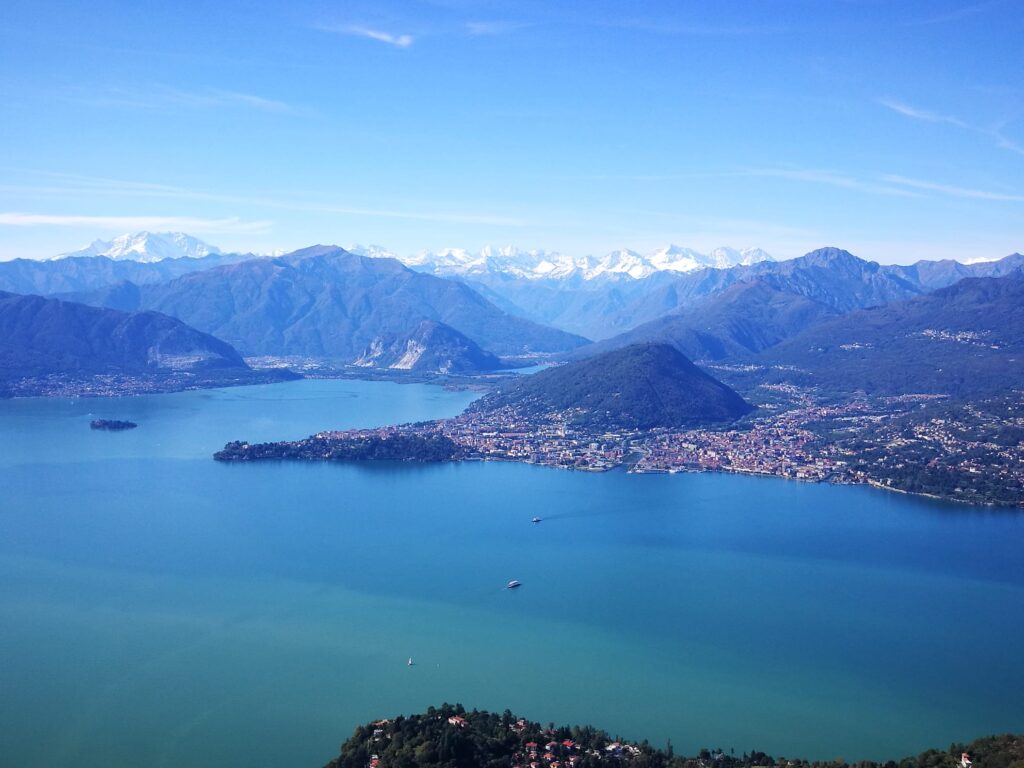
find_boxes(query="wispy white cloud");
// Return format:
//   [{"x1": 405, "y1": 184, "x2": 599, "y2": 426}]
[
  {"x1": 880, "y1": 98, "x2": 1024, "y2": 158},
  {"x1": 741, "y1": 167, "x2": 921, "y2": 197},
  {"x1": 992, "y1": 126, "x2": 1024, "y2": 157},
  {"x1": 0, "y1": 172, "x2": 529, "y2": 227},
  {"x1": 464, "y1": 20, "x2": 528, "y2": 36},
  {"x1": 878, "y1": 99, "x2": 971, "y2": 129},
  {"x1": 69, "y1": 85, "x2": 300, "y2": 114},
  {"x1": 541, "y1": 166, "x2": 922, "y2": 197},
  {"x1": 881, "y1": 175, "x2": 1024, "y2": 202},
  {"x1": 749, "y1": 166, "x2": 1024, "y2": 204},
  {"x1": 321, "y1": 24, "x2": 414, "y2": 47},
  {"x1": 0, "y1": 213, "x2": 273, "y2": 233}
]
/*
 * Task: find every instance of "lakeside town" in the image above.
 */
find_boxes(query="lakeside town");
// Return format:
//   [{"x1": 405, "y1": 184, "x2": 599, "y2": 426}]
[{"x1": 223, "y1": 382, "x2": 1024, "y2": 508}]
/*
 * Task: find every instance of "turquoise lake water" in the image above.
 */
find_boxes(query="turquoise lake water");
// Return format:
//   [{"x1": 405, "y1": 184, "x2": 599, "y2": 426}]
[{"x1": 0, "y1": 379, "x2": 1022, "y2": 767}]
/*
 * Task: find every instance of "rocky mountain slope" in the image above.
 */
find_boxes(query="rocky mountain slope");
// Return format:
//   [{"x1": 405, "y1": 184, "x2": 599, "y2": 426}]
[{"x1": 353, "y1": 319, "x2": 507, "y2": 374}]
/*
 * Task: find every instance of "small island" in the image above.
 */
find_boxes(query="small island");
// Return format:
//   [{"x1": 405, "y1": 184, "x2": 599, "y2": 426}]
[{"x1": 89, "y1": 419, "x2": 138, "y2": 431}]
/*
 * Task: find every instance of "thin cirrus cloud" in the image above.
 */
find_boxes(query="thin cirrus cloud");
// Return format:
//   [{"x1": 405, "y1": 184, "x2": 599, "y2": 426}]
[
  {"x1": 541, "y1": 168, "x2": 916, "y2": 196},
  {"x1": 0, "y1": 213, "x2": 273, "y2": 234},
  {"x1": 879, "y1": 98, "x2": 1024, "y2": 158},
  {"x1": 69, "y1": 84, "x2": 300, "y2": 114},
  {"x1": 740, "y1": 167, "x2": 920, "y2": 198},
  {"x1": 878, "y1": 99, "x2": 971, "y2": 129},
  {"x1": 464, "y1": 21, "x2": 528, "y2": 36},
  {"x1": 1, "y1": 172, "x2": 530, "y2": 227},
  {"x1": 748, "y1": 166, "x2": 1024, "y2": 204},
  {"x1": 881, "y1": 175, "x2": 1024, "y2": 202},
  {"x1": 321, "y1": 24, "x2": 414, "y2": 47}
]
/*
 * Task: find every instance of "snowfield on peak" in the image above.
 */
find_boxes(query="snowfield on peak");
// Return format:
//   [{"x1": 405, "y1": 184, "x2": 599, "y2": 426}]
[
  {"x1": 51, "y1": 234, "x2": 774, "y2": 279},
  {"x1": 347, "y1": 243, "x2": 775, "y2": 281},
  {"x1": 57, "y1": 232, "x2": 222, "y2": 262}
]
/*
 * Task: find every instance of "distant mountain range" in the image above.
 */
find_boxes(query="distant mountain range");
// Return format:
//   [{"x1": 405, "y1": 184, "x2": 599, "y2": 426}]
[
  {"x1": 44, "y1": 233, "x2": 777, "y2": 278},
  {"x1": 0, "y1": 252, "x2": 252, "y2": 296},
  {"x1": 348, "y1": 243, "x2": 775, "y2": 281},
  {"x1": 62, "y1": 246, "x2": 588, "y2": 359},
  {"x1": 0, "y1": 291, "x2": 251, "y2": 379},
  {"x1": 569, "y1": 253, "x2": 1024, "y2": 399},
  {"x1": 477, "y1": 342, "x2": 753, "y2": 429},
  {"x1": 4, "y1": 233, "x2": 1024, "y2": 401},
  {"x1": 480, "y1": 247, "x2": 1024, "y2": 340}
]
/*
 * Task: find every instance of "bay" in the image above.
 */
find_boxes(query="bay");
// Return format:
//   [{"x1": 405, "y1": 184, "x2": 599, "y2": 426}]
[{"x1": 0, "y1": 379, "x2": 1022, "y2": 768}]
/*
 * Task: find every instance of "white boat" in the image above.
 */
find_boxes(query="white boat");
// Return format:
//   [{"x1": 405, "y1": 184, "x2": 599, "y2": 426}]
[
  {"x1": 506, "y1": 579, "x2": 522, "y2": 589},
  {"x1": 407, "y1": 657, "x2": 414, "y2": 666},
  {"x1": 531, "y1": 517, "x2": 542, "y2": 523}
]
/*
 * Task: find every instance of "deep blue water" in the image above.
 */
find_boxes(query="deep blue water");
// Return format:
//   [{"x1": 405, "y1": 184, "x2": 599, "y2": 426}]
[{"x1": 0, "y1": 379, "x2": 1022, "y2": 768}]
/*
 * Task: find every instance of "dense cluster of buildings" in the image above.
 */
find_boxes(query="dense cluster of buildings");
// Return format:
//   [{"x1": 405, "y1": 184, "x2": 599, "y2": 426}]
[
  {"x1": 633, "y1": 418, "x2": 836, "y2": 480},
  {"x1": 285, "y1": 386, "x2": 1023, "y2": 505},
  {"x1": 440, "y1": 406, "x2": 627, "y2": 470}
]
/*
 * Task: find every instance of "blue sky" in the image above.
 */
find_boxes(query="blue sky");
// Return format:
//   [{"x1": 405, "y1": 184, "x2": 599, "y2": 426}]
[{"x1": 1, "y1": 0, "x2": 1022, "y2": 263}]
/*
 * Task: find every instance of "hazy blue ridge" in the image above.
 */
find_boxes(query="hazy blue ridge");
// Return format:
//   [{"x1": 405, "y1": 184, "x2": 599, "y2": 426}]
[
  {"x1": 0, "y1": 290, "x2": 250, "y2": 378},
  {"x1": 64, "y1": 246, "x2": 589, "y2": 358},
  {"x1": 0, "y1": 252, "x2": 253, "y2": 295},
  {"x1": 758, "y1": 271, "x2": 1024, "y2": 397}
]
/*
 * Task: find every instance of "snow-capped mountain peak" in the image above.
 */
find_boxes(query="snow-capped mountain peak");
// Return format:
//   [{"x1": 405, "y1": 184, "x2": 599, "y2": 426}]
[
  {"x1": 345, "y1": 244, "x2": 403, "y2": 262},
  {"x1": 57, "y1": 232, "x2": 222, "y2": 262},
  {"x1": 350, "y1": 242, "x2": 775, "y2": 281}
]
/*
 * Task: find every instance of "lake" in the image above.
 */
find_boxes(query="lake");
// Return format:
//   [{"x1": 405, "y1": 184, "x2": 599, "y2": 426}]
[{"x1": 0, "y1": 379, "x2": 1022, "y2": 767}]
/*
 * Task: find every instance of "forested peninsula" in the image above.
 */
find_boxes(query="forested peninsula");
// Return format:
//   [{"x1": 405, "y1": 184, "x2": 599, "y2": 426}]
[{"x1": 324, "y1": 705, "x2": 1024, "y2": 768}]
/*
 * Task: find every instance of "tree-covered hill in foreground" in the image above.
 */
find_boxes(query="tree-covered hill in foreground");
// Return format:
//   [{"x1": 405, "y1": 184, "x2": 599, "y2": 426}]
[
  {"x1": 477, "y1": 342, "x2": 753, "y2": 429},
  {"x1": 324, "y1": 704, "x2": 1024, "y2": 768}
]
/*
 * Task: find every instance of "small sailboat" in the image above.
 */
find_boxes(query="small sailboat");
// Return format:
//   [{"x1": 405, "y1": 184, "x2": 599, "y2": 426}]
[
  {"x1": 407, "y1": 657, "x2": 414, "y2": 666},
  {"x1": 506, "y1": 579, "x2": 522, "y2": 589}
]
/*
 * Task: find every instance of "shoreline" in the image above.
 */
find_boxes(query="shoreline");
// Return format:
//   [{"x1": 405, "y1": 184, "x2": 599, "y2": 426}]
[{"x1": 216, "y1": 444, "x2": 1024, "y2": 510}]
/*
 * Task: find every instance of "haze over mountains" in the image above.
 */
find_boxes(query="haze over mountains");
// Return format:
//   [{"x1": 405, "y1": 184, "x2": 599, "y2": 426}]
[
  {"x1": 44, "y1": 232, "x2": 778, "y2": 278},
  {"x1": 2, "y1": 231, "x2": 1022, "y2": 398},
  {"x1": 63, "y1": 246, "x2": 587, "y2": 359},
  {"x1": 347, "y1": 243, "x2": 776, "y2": 281}
]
